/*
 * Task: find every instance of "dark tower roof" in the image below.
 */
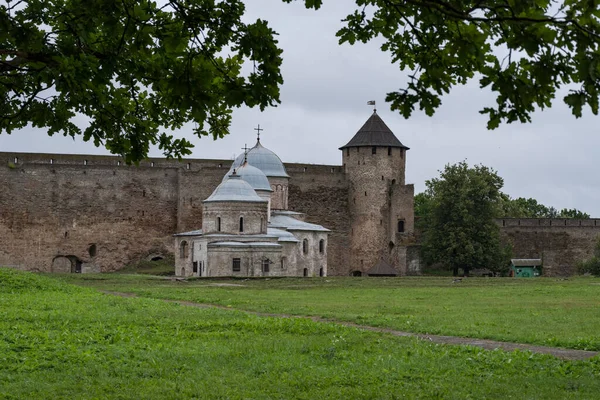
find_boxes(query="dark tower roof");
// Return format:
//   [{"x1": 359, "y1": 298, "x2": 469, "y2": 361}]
[{"x1": 339, "y1": 111, "x2": 409, "y2": 150}]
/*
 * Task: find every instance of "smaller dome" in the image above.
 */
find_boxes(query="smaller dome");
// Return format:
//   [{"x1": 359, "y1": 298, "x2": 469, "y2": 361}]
[
  {"x1": 232, "y1": 140, "x2": 289, "y2": 178},
  {"x1": 222, "y1": 161, "x2": 272, "y2": 192},
  {"x1": 204, "y1": 173, "x2": 266, "y2": 203}
]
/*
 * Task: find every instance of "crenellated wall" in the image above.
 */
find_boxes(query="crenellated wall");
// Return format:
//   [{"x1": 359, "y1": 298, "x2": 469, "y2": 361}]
[
  {"x1": 498, "y1": 218, "x2": 600, "y2": 276},
  {"x1": 0, "y1": 152, "x2": 352, "y2": 274}
]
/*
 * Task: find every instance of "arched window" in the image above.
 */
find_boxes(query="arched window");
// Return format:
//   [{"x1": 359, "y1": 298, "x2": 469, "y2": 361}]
[
  {"x1": 319, "y1": 239, "x2": 325, "y2": 254},
  {"x1": 280, "y1": 257, "x2": 286, "y2": 270},
  {"x1": 239, "y1": 217, "x2": 244, "y2": 232},
  {"x1": 302, "y1": 238, "x2": 308, "y2": 254},
  {"x1": 397, "y1": 220, "x2": 405, "y2": 233},
  {"x1": 217, "y1": 217, "x2": 221, "y2": 232},
  {"x1": 179, "y1": 241, "x2": 188, "y2": 258}
]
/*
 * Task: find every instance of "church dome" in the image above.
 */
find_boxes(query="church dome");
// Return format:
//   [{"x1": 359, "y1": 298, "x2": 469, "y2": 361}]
[
  {"x1": 222, "y1": 161, "x2": 272, "y2": 192},
  {"x1": 204, "y1": 173, "x2": 266, "y2": 203},
  {"x1": 231, "y1": 141, "x2": 289, "y2": 178}
]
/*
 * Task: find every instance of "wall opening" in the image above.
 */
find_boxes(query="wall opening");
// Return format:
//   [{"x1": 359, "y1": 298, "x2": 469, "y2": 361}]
[
  {"x1": 319, "y1": 239, "x2": 325, "y2": 254},
  {"x1": 346, "y1": 148, "x2": 350, "y2": 156},
  {"x1": 217, "y1": 217, "x2": 221, "y2": 232},
  {"x1": 88, "y1": 244, "x2": 97, "y2": 258},
  {"x1": 180, "y1": 267, "x2": 185, "y2": 276},
  {"x1": 232, "y1": 258, "x2": 241, "y2": 272},
  {"x1": 352, "y1": 270, "x2": 362, "y2": 277},
  {"x1": 262, "y1": 258, "x2": 270, "y2": 273},
  {"x1": 303, "y1": 268, "x2": 308, "y2": 277},
  {"x1": 388, "y1": 147, "x2": 392, "y2": 156},
  {"x1": 303, "y1": 238, "x2": 308, "y2": 254},
  {"x1": 281, "y1": 257, "x2": 286, "y2": 270},
  {"x1": 151, "y1": 256, "x2": 164, "y2": 261},
  {"x1": 239, "y1": 217, "x2": 244, "y2": 232},
  {"x1": 319, "y1": 267, "x2": 324, "y2": 277},
  {"x1": 397, "y1": 220, "x2": 405, "y2": 233},
  {"x1": 372, "y1": 146, "x2": 377, "y2": 154}
]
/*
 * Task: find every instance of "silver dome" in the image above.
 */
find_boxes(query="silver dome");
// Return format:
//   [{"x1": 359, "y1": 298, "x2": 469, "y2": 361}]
[
  {"x1": 222, "y1": 161, "x2": 272, "y2": 192},
  {"x1": 204, "y1": 173, "x2": 266, "y2": 203},
  {"x1": 231, "y1": 140, "x2": 289, "y2": 178}
]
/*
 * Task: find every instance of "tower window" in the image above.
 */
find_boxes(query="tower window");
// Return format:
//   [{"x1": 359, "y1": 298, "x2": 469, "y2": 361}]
[
  {"x1": 239, "y1": 217, "x2": 244, "y2": 232},
  {"x1": 347, "y1": 148, "x2": 350, "y2": 156},
  {"x1": 319, "y1": 239, "x2": 325, "y2": 253},
  {"x1": 388, "y1": 147, "x2": 392, "y2": 156},
  {"x1": 372, "y1": 146, "x2": 376, "y2": 154},
  {"x1": 303, "y1": 239, "x2": 308, "y2": 254},
  {"x1": 232, "y1": 258, "x2": 241, "y2": 272},
  {"x1": 217, "y1": 217, "x2": 221, "y2": 232},
  {"x1": 397, "y1": 220, "x2": 405, "y2": 233}
]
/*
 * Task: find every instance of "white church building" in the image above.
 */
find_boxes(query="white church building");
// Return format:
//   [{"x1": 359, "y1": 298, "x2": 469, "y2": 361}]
[{"x1": 174, "y1": 137, "x2": 329, "y2": 277}]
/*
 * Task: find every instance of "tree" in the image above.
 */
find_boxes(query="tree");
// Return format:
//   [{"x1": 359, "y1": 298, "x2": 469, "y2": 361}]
[
  {"x1": 1, "y1": 0, "x2": 283, "y2": 163},
  {"x1": 290, "y1": 0, "x2": 600, "y2": 128},
  {"x1": 559, "y1": 208, "x2": 591, "y2": 219},
  {"x1": 498, "y1": 196, "x2": 590, "y2": 218},
  {"x1": 420, "y1": 161, "x2": 510, "y2": 276}
]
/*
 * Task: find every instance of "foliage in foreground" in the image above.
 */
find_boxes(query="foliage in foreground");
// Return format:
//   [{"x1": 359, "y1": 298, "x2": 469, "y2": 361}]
[
  {"x1": 58, "y1": 273, "x2": 600, "y2": 352},
  {"x1": 292, "y1": 0, "x2": 600, "y2": 128},
  {"x1": 2, "y1": 268, "x2": 600, "y2": 399},
  {"x1": 1, "y1": 0, "x2": 282, "y2": 163},
  {"x1": 419, "y1": 162, "x2": 511, "y2": 276}
]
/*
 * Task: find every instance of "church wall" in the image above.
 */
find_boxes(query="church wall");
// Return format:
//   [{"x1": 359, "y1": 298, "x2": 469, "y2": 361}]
[
  {"x1": 202, "y1": 202, "x2": 268, "y2": 235},
  {"x1": 207, "y1": 246, "x2": 283, "y2": 277},
  {"x1": 291, "y1": 231, "x2": 328, "y2": 277}
]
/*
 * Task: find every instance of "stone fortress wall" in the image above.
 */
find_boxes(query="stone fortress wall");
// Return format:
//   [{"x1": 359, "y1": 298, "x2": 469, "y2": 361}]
[{"x1": 1, "y1": 151, "x2": 598, "y2": 276}]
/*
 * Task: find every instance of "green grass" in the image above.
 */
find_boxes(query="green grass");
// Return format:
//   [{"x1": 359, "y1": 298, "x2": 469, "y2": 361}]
[
  {"x1": 57, "y1": 274, "x2": 600, "y2": 351},
  {"x1": 2, "y1": 268, "x2": 600, "y2": 399},
  {"x1": 116, "y1": 256, "x2": 175, "y2": 276}
]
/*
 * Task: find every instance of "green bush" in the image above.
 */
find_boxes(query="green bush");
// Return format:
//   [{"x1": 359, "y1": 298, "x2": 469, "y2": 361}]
[{"x1": 578, "y1": 237, "x2": 600, "y2": 276}]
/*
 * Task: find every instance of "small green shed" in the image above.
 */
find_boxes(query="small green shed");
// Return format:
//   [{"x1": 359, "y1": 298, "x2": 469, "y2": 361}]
[{"x1": 510, "y1": 259, "x2": 542, "y2": 278}]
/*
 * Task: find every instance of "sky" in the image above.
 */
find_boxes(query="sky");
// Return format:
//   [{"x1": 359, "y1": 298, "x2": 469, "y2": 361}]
[{"x1": 1, "y1": 0, "x2": 599, "y2": 216}]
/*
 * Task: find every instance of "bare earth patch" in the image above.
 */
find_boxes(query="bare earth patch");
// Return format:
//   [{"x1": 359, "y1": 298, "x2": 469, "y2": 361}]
[{"x1": 101, "y1": 291, "x2": 598, "y2": 361}]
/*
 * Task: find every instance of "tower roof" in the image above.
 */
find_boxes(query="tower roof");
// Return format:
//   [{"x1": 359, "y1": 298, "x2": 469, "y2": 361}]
[
  {"x1": 339, "y1": 111, "x2": 409, "y2": 150},
  {"x1": 230, "y1": 140, "x2": 289, "y2": 178},
  {"x1": 204, "y1": 173, "x2": 266, "y2": 203}
]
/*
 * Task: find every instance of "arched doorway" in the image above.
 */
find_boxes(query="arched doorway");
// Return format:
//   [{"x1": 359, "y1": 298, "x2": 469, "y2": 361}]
[
  {"x1": 303, "y1": 268, "x2": 308, "y2": 277},
  {"x1": 351, "y1": 270, "x2": 362, "y2": 277}
]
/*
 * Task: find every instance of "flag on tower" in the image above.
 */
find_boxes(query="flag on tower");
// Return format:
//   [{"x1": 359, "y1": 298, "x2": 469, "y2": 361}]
[{"x1": 367, "y1": 100, "x2": 376, "y2": 105}]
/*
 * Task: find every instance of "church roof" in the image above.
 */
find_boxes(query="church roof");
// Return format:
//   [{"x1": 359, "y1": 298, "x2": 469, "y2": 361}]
[
  {"x1": 339, "y1": 112, "x2": 409, "y2": 150},
  {"x1": 366, "y1": 259, "x2": 398, "y2": 276},
  {"x1": 269, "y1": 214, "x2": 330, "y2": 232},
  {"x1": 204, "y1": 173, "x2": 266, "y2": 203},
  {"x1": 231, "y1": 140, "x2": 289, "y2": 178},
  {"x1": 222, "y1": 161, "x2": 272, "y2": 192}
]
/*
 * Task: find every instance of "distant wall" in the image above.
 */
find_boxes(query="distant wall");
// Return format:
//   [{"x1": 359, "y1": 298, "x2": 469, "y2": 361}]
[
  {"x1": 0, "y1": 152, "x2": 350, "y2": 274},
  {"x1": 498, "y1": 218, "x2": 600, "y2": 276}
]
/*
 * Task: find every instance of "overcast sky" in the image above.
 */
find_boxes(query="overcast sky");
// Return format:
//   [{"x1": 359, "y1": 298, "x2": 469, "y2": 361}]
[{"x1": 1, "y1": 0, "x2": 599, "y2": 216}]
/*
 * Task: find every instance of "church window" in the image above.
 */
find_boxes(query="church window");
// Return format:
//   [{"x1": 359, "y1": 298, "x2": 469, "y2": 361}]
[
  {"x1": 232, "y1": 258, "x2": 241, "y2": 272},
  {"x1": 319, "y1": 239, "x2": 325, "y2": 254},
  {"x1": 217, "y1": 217, "x2": 221, "y2": 232},
  {"x1": 303, "y1": 268, "x2": 308, "y2": 277},
  {"x1": 281, "y1": 257, "x2": 286, "y2": 270},
  {"x1": 262, "y1": 259, "x2": 270, "y2": 273},
  {"x1": 179, "y1": 241, "x2": 189, "y2": 258},
  {"x1": 239, "y1": 217, "x2": 244, "y2": 232},
  {"x1": 303, "y1": 239, "x2": 308, "y2": 254},
  {"x1": 400, "y1": 149, "x2": 404, "y2": 158},
  {"x1": 193, "y1": 262, "x2": 198, "y2": 273},
  {"x1": 397, "y1": 220, "x2": 405, "y2": 233},
  {"x1": 372, "y1": 146, "x2": 377, "y2": 154},
  {"x1": 346, "y1": 148, "x2": 350, "y2": 156},
  {"x1": 388, "y1": 147, "x2": 392, "y2": 156},
  {"x1": 261, "y1": 217, "x2": 264, "y2": 231}
]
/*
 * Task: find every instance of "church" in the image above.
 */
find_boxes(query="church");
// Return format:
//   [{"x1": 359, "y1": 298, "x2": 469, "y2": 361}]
[
  {"x1": 173, "y1": 109, "x2": 416, "y2": 277},
  {"x1": 173, "y1": 135, "x2": 330, "y2": 277}
]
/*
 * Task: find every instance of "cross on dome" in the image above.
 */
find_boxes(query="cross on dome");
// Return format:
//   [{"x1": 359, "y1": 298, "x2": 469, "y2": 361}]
[
  {"x1": 254, "y1": 124, "x2": 263, "y2": 142},
  {"x1": 241, "y1": 143, "x2": 249, "y2": 163}
]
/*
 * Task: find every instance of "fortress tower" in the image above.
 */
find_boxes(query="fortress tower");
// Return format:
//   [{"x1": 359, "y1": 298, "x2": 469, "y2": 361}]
[{"x1": 340, "y1": 111, "x2": 415, "y2": 276}]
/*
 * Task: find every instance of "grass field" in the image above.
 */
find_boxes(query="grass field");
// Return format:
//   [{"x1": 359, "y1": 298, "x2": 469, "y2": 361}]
[
  {"x1": 57, "y1": 274, "x2": 600, "y2": 351},
  {"x1": 2, "y1": 269, "x2": 600, "y2": 399}
]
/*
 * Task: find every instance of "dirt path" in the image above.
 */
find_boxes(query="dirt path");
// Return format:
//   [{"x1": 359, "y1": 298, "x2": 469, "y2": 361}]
[{"x1": 102, "y1": 291, "x2": 598, "y2": 361}]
